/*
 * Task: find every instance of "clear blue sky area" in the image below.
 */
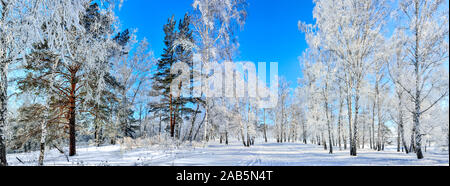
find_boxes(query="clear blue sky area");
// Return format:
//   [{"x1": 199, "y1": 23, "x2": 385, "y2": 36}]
[{"x1": 116, "y1": 0, "x2": 315, "y2": 87}]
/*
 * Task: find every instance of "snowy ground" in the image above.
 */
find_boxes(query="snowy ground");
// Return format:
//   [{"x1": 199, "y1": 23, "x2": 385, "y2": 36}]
[{"x1": 7, "y1": 141, "x2": 449, "y2": 166}]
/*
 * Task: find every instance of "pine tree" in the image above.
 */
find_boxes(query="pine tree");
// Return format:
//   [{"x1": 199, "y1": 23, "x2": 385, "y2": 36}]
[
  {"x1": 17, "y1": 3, "x2": 120, "y2": 156},
  {"x1": 150, "y1": 16, "x2": 178, "y2": 138},
  {"x1": 173, "y1": 14, "x2": 198, "y2": 139},
  {"x1": 150, "y1": 13, "x2": 197, "y2": 139}
]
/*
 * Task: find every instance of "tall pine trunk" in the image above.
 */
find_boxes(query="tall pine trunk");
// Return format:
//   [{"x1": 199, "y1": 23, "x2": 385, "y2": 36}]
[
  {"x1": 170, "y1": 94, "x2": 174, "y2": 138},
  {"x1": 174, "y1": 82, "x2": 183, "y2": 140},
  {"x1": 68, "y1": 70, "x2": 77, "y2": 156}
]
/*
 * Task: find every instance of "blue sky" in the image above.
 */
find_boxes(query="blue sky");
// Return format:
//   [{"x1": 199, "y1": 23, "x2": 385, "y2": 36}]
[{"x1": 116, "y1": 0, "x2": 315, "y2": 88}]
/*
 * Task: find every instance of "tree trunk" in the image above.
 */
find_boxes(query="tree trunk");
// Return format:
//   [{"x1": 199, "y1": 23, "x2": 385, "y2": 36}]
[
  {"x1": 362, "y1": 121, "x2": 365, "y2": 149},
  {"x1": 398, "y1": 92, "x2": 409, "y2": 154},
  {"x1": 121, "y1": 89, "x2": 129, "y2": 138},
  {"x1": 337, "y1": 87, "x2": 344, "y2": 150},
  {"x1": 351, "y1": 84, "x2": 361, "y2": 156},
  {"x1": 225, "y1": 130, "x2": 228, "y2": 145},
  {"x1": 325, "y1": 97, "x2": 333, "y2": 154},
  {"x1": 424, "y1": 139, "x2": 427, "y2": 152},
  {"x1": 246, "y1": 132, "x2": 251, "y2": 147},
  {"x1": 94, "y1": 120, "x2": 99, "y2": 145},
  {"x1": 346, "y1": 84, "x2": 354, "y2": 156},
  {"x1": 413, "y1": 106, "x2": 423, "y2": 159},
  {"x1": 377, "y1": 101, "x2": 382, "y2": 151},
  {"x1": 395, "y1": 91, "x2": 408, "y2": 153},
  {"x1": 159, "y1": 112, "x2": 162, "y2": 136},
  {"x1": 397, "y1": 124, "x2": 401, "y2": 152},
  {"x1": 280, "y1": 106, "x2": 284, "y2": 144},
  {"x1": 38, "y1": 118, "x2": 47, "y2": 166},
  {"x1": 240, "y1": 122, "x2": 247, "y2": 146},
  {"x1": 263, "y1": 109, "x2": 267, "y2": 143},
  {"x1": 343, "y1": 134, "x2": 347, "y2": 150},
  {"x1": 203, "y1": 107, "x2": 208, "y2": 142},
  {"x1": 94, "y1": 108, "x2": 102, "y2": 147},
  {"x1": 322, "y1": 132, "x2": 327, "y2": 150},
  {"x1": 68, "y1": 70, "x2": 77, "y2": 157},
  {"x1": 170, "y1": 94, "x2": 174, "y2": 138},
  {"x1": 188, "y1": 104, "x2": 199, "y2": 142},
  {"x1": 447, "y1": 130, "x2": 449, "y2": 154},
  {"x1": 413, "y1": 1, "x2": 423, "y2": 160},
  {"x1": 338, "y1": 117, "x2": 342, "y2": 151},
  {"x1": 375, "y1": 77, "x2": 383, "y2": 151},
  {"x1": 410, "y1": 131, "x2": 416, "y2": 153},
  {"x1": 193, "y1": 108, "x2": 207, "y2": 141},
  {"x1": 302, "y1": 121, "x2": 307, "y2": 144},
  {"x1": 0, "y1": 64, "x2": 8, "y2": 166},
  {"x1": 371, "y1": 101, "x2": 375, "y2": 150},
  {"x1": 175, "y1": 81, "x2": 183, "y2": 140}
]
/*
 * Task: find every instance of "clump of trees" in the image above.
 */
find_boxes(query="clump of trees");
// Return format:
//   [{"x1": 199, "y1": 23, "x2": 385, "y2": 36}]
[
  {"x1": 0, "y1": 0, "x2": 256, "y2": 166},
  {"x1": 297, "y1": 0, "x2": 449, "y2": 159},
  {"x1": 0, "y1": 0, "x2": 447, "y2": 167}
]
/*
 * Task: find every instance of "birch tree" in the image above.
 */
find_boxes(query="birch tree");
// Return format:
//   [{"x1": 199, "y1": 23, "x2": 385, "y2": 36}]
[
  {"x1": 113, "y1": 35, "x2": 154, "y2": 138},
  {"x1": 300, "y1": 0, "x2": 389, "y2": 156},
  {"x1": 391, "y1": 0, "x2": 449, "y2": 159},
  {"x1": 388, "y1": 32, "x2": 412, "y2": 153},
  {"x1": 317, "y1": 52, "x2": 337, "y2": 154},
  {"x1": 190, "y1": 0, "x2": 247, "y2": 142}
]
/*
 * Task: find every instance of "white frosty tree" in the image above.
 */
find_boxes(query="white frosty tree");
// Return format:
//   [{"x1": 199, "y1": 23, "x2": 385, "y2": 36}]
[
  {"x1": 300, "y1": 0, "x2": 389, "y2": 156},
  {"x1": 390, "y1": 0, "x2": 449, "y2": 159},
  {"x1": 113, "y1": 35, "x2": 154, "y2": 138},
  {"x1": 0, "y1": 0, "x2": 94, "y2": 166},
  {"x1": 1, "y1": 0, "x2": 123, "y2": 164},
  {"x1": 43, "y1": 1, "x2": 121, "y2": 156},
  {"x1": 189, "y1": 0, "x2": 247, "y2": 142},
  {"x1": 0, "y1": 0, "x2": 32, "y2": 166}
]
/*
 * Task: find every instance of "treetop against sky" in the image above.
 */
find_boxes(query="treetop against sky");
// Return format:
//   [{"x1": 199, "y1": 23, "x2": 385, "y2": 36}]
[{"x1": 116, "y1": 0, "x2": 314, "y2": 89}]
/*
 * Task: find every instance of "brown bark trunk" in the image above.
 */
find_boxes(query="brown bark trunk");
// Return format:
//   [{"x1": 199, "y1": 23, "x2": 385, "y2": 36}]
[
  {"x1": 169, "y1": 94, "x2": 174, "y2": 138},
  {"x1": 175, "y1": 82, "x2": 182, "y2": 139},
  {"x1": 68, "y1": 69, "x2": 77, "y2": 156},
  {"x1": 69, "y1": 98, "x2": 76, "y2": 156}
]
